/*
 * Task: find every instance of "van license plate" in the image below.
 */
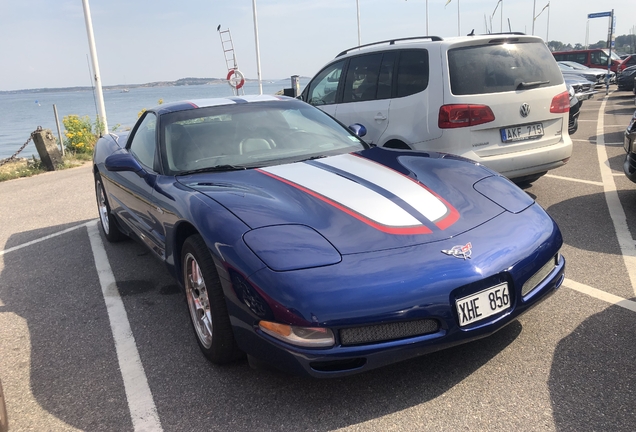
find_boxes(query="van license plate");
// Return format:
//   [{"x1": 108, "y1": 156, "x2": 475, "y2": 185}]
[
  {"x1": 456, "y1": 283, "x2": 510, "y2": 327},
  {"x1": 500, "y1": 123, "x2": 544, "y2": 142}
]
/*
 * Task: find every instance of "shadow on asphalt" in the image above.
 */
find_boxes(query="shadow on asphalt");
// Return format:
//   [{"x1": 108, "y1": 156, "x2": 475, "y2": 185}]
[
  {"x1": 1, "y1": 219, "x2": 95, "y2": 250},
  {"x1": 549, "y1": 304, "x2": 636, "y2": 432},
  {"x1": 0, "y1": 223, "x2": 525, "y2": 431}
]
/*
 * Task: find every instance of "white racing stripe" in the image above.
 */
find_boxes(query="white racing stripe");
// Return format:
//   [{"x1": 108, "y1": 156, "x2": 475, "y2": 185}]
[
  {"x1": 87, "y1": 221, "x2": 163, "y2": 431},
  {"x1": 318, "y1": 154, "x2": 449, "y2": 223},
  {"x1": 262, "y1": 162, "x2": 422, "y2": 227}
]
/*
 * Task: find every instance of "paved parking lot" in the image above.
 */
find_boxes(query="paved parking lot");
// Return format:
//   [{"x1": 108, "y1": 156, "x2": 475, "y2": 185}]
[{"x1": 1, "y1": 91, "x2": 635, "y2": 431}]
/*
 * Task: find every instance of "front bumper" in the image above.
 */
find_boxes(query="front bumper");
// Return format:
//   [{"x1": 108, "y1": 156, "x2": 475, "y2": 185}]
[{"x1": 228, "y1": 205, "x2": 565, "y2": 377}]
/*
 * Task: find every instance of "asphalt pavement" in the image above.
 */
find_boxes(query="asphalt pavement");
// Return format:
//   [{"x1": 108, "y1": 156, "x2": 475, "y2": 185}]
[{"x1": 0, "y1": 90, "x2": 635, "y2": 431}]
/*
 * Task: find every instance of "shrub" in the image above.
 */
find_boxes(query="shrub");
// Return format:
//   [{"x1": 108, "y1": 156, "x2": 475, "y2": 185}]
[{"x1": 63, "y1": 115, "x2": 100, "y2": 154}]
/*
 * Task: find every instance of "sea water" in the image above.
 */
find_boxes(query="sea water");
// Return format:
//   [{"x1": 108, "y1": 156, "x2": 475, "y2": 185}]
[{"x1": 0, "y1": 80, "x2": 305, "y2": 160}]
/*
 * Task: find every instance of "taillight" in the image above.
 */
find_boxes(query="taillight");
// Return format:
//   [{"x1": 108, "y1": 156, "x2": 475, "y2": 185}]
[
  {"x1": 550, "y1": 91, "x2": 570, "y2": 114},
  {"x1": 438, "y1": 104, "x2": 496, "y2": 129}
]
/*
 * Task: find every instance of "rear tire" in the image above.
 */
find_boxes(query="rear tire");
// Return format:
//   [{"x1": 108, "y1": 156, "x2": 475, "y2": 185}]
[
  {"x1": 182, "y1": 235, "x2": 242, "y2": 364},
  {"x1": 95, "y1": 173, "x2": 126, "y2": 242}
]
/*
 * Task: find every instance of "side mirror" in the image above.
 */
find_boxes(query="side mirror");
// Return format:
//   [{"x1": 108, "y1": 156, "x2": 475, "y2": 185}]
[
  {"x1": 105, "y1": 152, "x2": 144, "y2": 174},
  {"x1": 348, "y1": 123, "x2": 367, "y2": 138}
]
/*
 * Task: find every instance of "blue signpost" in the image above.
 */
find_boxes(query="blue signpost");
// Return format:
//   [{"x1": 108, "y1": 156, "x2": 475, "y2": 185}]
[{"x1": 587, "y1": 10, "x2": 614, "y2": 94}]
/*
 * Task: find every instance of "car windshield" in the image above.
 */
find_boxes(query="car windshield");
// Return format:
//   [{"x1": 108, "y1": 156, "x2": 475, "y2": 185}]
[
  {"x1": 448, "y1": 41, "x2": 564, "y2": 95},
  {"x1": 160, "y1": 99, "x2": 367, "y2": 175},
  {"x1": 602, "y1": 49, "x2": 622, "y2": 61}
]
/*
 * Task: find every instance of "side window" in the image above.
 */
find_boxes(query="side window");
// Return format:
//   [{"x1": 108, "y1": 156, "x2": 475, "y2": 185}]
[
  {"x1": 306, "y1": 60, "x2": 345, "y2": 106},
  {"x1": 396, "y1": 50, "x2": 429, "y2": 98},
  {"x1": 599, "y1": 52, "x2": 609, "y2": 66},
  {"x1": 575, "y1": 53, "x2": 587, "y2": 63},
  {"x1": 553, "y1": 54, "x2": 563, "y2": 61},
  {"x1": 627, "y1": 57, "x2": 636, "y2": 67},
  {"x1": 343, "y1": 54, "x2": 382, "y2": 103},
  {"x1": 590, "y1": 51, "x2": 601, "y2": 65},
  {"x1": 129, "y1": 113, "x2": 157, "y2": 170}
]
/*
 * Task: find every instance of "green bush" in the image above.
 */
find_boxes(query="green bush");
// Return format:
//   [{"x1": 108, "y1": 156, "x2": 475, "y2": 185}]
[{"x1": 63, "y1": 115, "x2": 100, "y2": 154}]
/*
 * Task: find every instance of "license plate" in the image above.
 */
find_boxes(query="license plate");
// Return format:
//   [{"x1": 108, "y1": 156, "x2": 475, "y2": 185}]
[
  {"x1": 500, "y1": 123, "x2": 544, "y2": 143},
  {"x1": 455, "y1": 283, "x2": 510, "y2": 327}
]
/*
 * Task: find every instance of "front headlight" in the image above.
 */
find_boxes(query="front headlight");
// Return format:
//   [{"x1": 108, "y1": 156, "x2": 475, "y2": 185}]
[{"x1": 259, "y1": 321, "x2": 335, "y2": 348}]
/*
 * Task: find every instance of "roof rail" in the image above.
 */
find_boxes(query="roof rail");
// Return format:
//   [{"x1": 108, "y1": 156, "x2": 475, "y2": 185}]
[
  {"x1": 336, "y1": 36, "x2": 443, "y2": 58},
  {"x1": 482, "y1": 32, "x2": 526, "y2": 36}
]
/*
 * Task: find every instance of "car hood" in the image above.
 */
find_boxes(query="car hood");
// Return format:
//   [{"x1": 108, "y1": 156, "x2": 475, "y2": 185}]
[{"x1": 178, "y1": 148, "x2": 528, "y2": 255}]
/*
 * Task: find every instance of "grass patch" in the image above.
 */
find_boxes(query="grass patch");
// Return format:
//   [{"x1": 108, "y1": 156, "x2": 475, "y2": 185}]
[{"x1": 0, "y1": 155, "x2": 90, "y2": 182}]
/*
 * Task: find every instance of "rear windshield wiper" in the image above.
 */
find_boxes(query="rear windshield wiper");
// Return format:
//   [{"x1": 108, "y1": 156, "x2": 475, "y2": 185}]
[
  {"x1": 517, "y1": 80, "x2": 550, "y2": 90},
  {"x1": 178, "y1": 165, "x2": 248, "y2": 175}
]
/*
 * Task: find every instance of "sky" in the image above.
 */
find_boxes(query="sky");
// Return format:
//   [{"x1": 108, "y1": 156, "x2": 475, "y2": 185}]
[{"x1": 0, "y1": 0, "x2": 635, "y2": 91}]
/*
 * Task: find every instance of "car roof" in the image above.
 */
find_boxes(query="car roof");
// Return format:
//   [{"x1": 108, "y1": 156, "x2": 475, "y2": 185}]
[
  {"x1": 334, "y1": 33, "x2": 543, "y2": 58},
  {"x1": 153, "y1": 94, "x2": 291, "y2": 115}
]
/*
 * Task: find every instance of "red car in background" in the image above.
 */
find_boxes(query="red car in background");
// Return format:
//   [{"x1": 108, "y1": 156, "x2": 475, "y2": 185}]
[
  {"x1": 619, "y1": 54, "x2": 636, "y2": 73},
  {"x1": 553, "y1": 49, "x2": 623, "y2": 72}
]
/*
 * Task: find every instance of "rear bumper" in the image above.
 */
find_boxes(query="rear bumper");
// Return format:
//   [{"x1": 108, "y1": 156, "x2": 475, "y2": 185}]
[{"x1": 478, "y1": 135, "x2": 573, "y2": 180}]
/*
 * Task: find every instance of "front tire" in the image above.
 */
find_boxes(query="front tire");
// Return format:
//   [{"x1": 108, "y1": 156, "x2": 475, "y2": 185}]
[
  {"x1": 182, "y1": 235, "x2": 241, "y2": 364},
  {"x1": 95, "y1": 173, "x2": 126, "y2": 242}
]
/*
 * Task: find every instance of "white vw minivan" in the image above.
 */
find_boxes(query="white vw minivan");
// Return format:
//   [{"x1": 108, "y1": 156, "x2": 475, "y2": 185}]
[{"x1": 301, "y1": 34, "x2": 573, "y2": 183}]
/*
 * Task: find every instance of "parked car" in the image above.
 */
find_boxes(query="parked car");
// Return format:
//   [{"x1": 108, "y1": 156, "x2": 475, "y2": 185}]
[
  {"x1": 617, "y1": 65, "x2": 636, "y2": 91},
  {"x1": 93, "y1": 95, "x2": 565, "y2": 377},
  {"x1": 301, "y1": 34, "x2": 572, "y2": 184},
  {"x1": 0, "y1": 379, "x2": 7, "y2": 432},
  {"x1": 623, "y1": 110, "x2": 636, "y2": 182},
  {"x1": 558, "y1": 61, "x2": 610, "y2": 87},
  {"x1": 618, "y1": 54, "x2": 636, "y2": 73},
  {"x1": 552, "y1": 48, "x2": 623, "y2": 72},
  {"x1": 566, "y1": 84, "x2": 581, "y2": 135},
  {"x1": 563, "y1": 74, "x2": 596, "y2": 103}
]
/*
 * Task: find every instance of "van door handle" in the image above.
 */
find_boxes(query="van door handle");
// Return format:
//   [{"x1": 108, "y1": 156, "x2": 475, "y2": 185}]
[{"x1": 374, "y1": 113, "x2": 387, "y2": 121}]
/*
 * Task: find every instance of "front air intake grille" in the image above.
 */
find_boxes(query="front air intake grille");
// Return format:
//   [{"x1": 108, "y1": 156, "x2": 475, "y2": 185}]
[{"x1": 339, "y1": 319, "x2": 439, "y2": 346}]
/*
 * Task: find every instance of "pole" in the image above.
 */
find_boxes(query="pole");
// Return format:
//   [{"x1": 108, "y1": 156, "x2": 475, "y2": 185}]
[
  {"x1": 53, "y1": 104, "x2": 65, "y2": 156},
  {"x1": 546, "y1": 2, "x2": 550, "y2": 42},
  {"x1": 457, "y1": 0, "x2": 460, "y2": 36},
  {"x1": 252, "y1": 0, "x2": 263, "y2": 95},
  {"x1": 426, "y1": 0, "x2": 429, "y2": 36},
  {"x1": 532, "y1": 0, "x2": 536, "y2": 35},
  {"x1": 81, "y1": 0, "x2": 108, "y2": 134},
  {"x1": 501, "y1": 0, "x2": 503, "y2": 33},
  {"x1": 585, "y1": 20, "x2": 589, "y2": 49},
  {"x1": 356, "y1": 0, "x2": 361, "y2": 45},
  {"x1": 606, "y1": 9, "x2": 614, "y2": 95}
]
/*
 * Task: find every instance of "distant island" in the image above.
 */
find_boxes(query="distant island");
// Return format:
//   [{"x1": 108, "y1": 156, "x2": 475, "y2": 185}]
[{"x1": 0, "y1": 77, "x2": 308, "y2": 95}]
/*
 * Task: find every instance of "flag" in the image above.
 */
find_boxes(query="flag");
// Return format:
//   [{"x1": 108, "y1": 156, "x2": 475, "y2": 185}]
[
  {"x1": 491, "y1": 0, "x2": 502, "y2": 19},
  {"x1": 534, "y1": 2, "x2": 550, "y2": 21}
]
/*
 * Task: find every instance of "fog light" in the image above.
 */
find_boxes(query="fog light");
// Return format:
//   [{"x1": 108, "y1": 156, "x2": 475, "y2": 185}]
[
  {"x1": 259, "y1": 321, "x2": 335, "y2": 348},
  {"x1": 522, "y1": 253, "x2": 559, "y2": 297}
]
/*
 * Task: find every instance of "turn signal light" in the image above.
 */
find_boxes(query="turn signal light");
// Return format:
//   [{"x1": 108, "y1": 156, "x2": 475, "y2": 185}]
[
  {"x1": 438, "y1": 104, "x2": 496, "y2": 129},
  {"x1": 550, "y1": 91, "x2": 570, "y2": 113},
  {"x1": 259, "y1": 321, "x2": 335, "y2": 348}
]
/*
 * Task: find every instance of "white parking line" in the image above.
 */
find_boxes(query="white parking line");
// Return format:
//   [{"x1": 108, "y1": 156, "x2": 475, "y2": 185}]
[
  {"x1": 0, "y1": 221, "x2": 94, "y2": 256},
  {"x1": 544, "y1": 174, "x2": 603, "y2": 186},
  {"x1": 596, "y1": 94, "x2": 636, "y2": 296},
  {"x1": 564, "y1": 278, "x2": 636, "y2": 313},
  {"x1": 87, "y1": 221, "x2": 163, "y2": 431}
]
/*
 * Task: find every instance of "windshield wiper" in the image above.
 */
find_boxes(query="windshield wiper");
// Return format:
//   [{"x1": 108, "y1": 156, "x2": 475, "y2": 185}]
[
  {"x1": 298, "y1": 155, "x2": 328, "y2": 162},
  {"x1": 517, "y1": 80, "x2": 550, "y2": 90},
  {"x1": 178, "y1": 165, "x2": 248, "y2": 175}
]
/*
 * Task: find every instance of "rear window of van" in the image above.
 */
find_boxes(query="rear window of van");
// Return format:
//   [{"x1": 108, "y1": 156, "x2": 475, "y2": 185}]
[{"x1": 448, "y1": 42, "x2": 563, "y2": 95}]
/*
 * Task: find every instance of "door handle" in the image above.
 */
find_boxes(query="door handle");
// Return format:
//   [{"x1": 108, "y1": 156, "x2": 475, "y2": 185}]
[{"x1": 374, "y1": 113, "x2": 387, "y2": 121}]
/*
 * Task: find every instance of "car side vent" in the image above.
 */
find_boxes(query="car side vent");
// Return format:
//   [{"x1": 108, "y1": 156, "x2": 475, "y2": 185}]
[{"x1": 339, "y1": 319, "x2": 439, "y2": 346}]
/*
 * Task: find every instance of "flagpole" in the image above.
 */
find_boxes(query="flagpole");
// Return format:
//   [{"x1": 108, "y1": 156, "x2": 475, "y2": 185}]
[
  {"x1": 252, "y1": 0, "x2": 263, "y2": 95},
  {"x1": 356, "y1": 0, "x2": 361, "y2": 45},
  {"x1": 81, "y1": 0, "x2": 108, "y2": 134},
  {"x1": 426, "y1": 0, "x2": 429, "y2": 36},
  {"x1": 546, "y1": 2, "x2": 550, "y2": 42},
  {"x1": 458, "y1": 0, "x2": 461, "y2": 36},
  {"x1": 501, "y1": 0, "x2": 503, "y2": 33},
  {"x1": 532, "y1": 0, "x2": 536, "y2": 35}
]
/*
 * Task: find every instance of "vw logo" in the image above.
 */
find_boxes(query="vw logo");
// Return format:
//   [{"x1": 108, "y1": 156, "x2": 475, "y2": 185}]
[{"x1": 520, "y1": 103, "x2": 530, "y2": 118}]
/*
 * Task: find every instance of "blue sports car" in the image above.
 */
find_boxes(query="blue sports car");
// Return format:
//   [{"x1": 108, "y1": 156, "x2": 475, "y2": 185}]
[{"x1": 93, "y1": 95, "x2": 565, "y2": 377}]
